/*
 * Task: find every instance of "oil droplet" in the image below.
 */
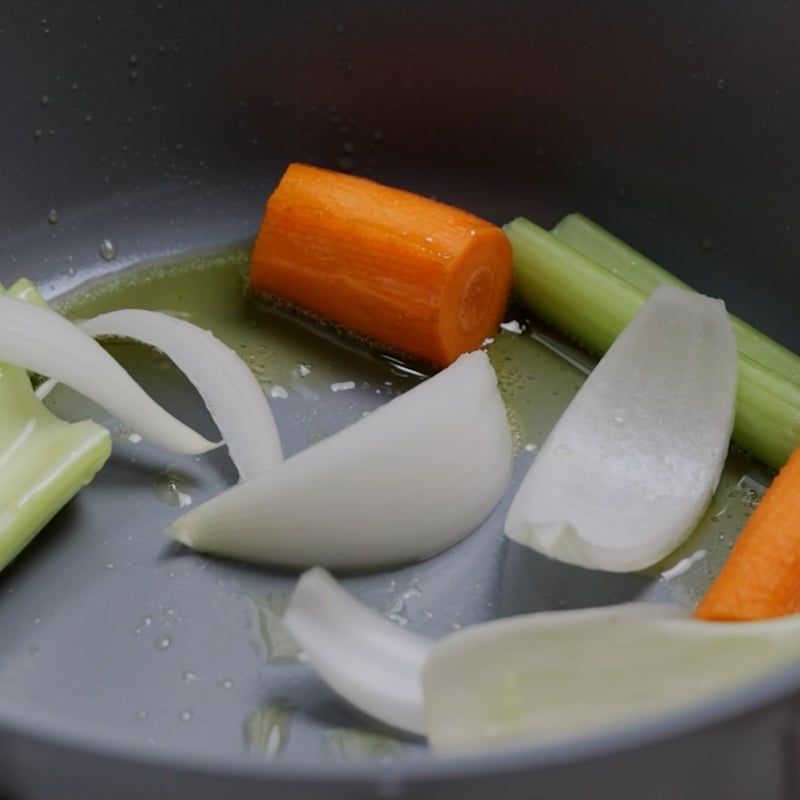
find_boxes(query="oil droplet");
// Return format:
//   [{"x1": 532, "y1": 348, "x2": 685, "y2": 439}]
[
  {"x1": 219, "y1": 678, "x2": 234, "y2": 690},
  {"x1": 717, "y1": 78, "x2": 727, "y2": 92},
  {"x1": 243, "y1": 699, "x2": 295, "y2": 759},
  {"x1": 179, "y1": 709, "x2": 193, "y2": 722},
  {"x1": 183, "y1": 670, "x2": 197, "y2": 685},
  {"x1": 47, "y1": 208, "x2": 60, "y2": 225},
  {"x1": 331, "y1": 380, "x2": 356, "y2": 392},
  {"x1": 153, "y1": 468, "x2": 194, "y2": 508},
  {"x1": 155, "y1": 635, "x2": 172, "y2": 650},
  {"x1": 99, "y1": 238, "x2": 118, "y2": 261}
]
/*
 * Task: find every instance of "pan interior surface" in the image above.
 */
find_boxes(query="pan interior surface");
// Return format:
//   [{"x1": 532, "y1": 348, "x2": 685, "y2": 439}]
[{"x1": 2, "y1": 1, "x2": 800, "y2": 798}]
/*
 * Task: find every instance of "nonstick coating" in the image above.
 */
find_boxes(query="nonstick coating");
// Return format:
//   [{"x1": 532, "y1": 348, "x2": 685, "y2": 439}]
[{"x1": 2, "y1": 2, "x2": 800, "y2": 799}]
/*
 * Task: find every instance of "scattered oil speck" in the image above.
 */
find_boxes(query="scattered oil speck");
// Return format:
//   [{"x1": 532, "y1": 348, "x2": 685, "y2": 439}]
[
  {"x1": 524, "y1": 442, "x2": 538, "y2": 453},
  {"x1": 293, "y1": 362, "x2": 312, "y2": 378},
  {"x1": 326, "y1": 728, "x2": 397, "y2": 761},
  {"x1": 219, "y1": 678, "x2": 234, "y2": 690},
  {"x1": 105, "y1": 562, "x2": 115, "y2": 570},
  {"x1": 99, "y1": 238, "x2": 118, "y2": 261},
  {"x1": 500, "y1": 320, "x2": 524, "y2": 334},
  {"x1": 244, "y1": 699, "x2": 295, "y2": 759},
  {"x1": 179, "y1": 709, "x2": 193, "y2": 723},
  {"x1": 270, "y1": 384, "x2": 289, "y2": 399},
  {"x1": 136, "y1": 711, "x2": 148, "y2": 720},
  {"x1": 47, "y1": 209, "x2": 60, "y2": 225},
  {"x1": 711, "y1": 501, "x2": 729, "y2": 522},
  {"x1": 155, "y1": 636, "x2": 172, "y2": 650},
  {"x1": 154, "y1": 468, "x2": 194, "y2": 508},
  {"x1": 331, "y1": 380, "x2": 356, "y2": 392},
  {"x1": 183, "y1": 670, "x2": 197, "y2": 685},
  {"x1": 84, "y1": 114, "x2": 93, "y2": 125},
  {"x1": 661, "y1": 550, "x2": 707, "y2": 581},
  {"x1": 717, "y1": 78, "x2": 727, "y2": 92},
  {"x1": 33, "y1": 128, "x2": 44, "y2": 140}
]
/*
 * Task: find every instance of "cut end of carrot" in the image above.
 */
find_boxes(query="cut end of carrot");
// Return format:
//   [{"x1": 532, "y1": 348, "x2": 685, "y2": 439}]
[{"x1": 248, "y1": 163, "x2": 512, "y2": 368}]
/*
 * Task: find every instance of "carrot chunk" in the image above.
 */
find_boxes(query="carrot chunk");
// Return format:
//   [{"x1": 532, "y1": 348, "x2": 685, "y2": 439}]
[
  {"x1": 694, "y1": 446, "x2": 800, "y2": 620},
  {"x1": 248, "y1": 163, "x2": 512, "y2": 368}
]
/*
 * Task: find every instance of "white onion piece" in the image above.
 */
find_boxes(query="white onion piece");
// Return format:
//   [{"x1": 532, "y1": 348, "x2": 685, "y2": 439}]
[
  {"x1": 168, "y1": 350, "x2": 512, "y2": 569},
  {"x1": 0, "y1": 296, "x2": 218, "y2": 456},
  {"x1": 422, "y1": 603, "x2": 800, "y2": 753},
  {"x1": 504, "y1": 285, "x2": 737, "y2": 572},
  {"x1": 284, "y1": 567, "x2": 433, "y2": 735},
  {"x1": 78, "y1": 309, "x2": 282, "y2": 480}
]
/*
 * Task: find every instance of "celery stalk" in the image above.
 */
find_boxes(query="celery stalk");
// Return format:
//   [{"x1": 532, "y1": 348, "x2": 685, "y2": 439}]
[
  {"x1": 504, "y1": 216, "x2": 800, "y2": 470},
  {"x1": 552, "y1": 213, "x2": 690, "y2": 294},
  {"x1": 0, "y1": 281, "x2": 111, "y2": 571},
  {"x1": 553, "y1": 212, "x2": 800, "y2": 385}
]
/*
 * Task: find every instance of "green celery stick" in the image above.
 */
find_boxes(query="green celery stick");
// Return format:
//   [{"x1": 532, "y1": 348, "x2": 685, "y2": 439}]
[
  {"x1": 553, "y1": 213, "x2": 800, "y2": 387},
  {"x1": 552, "y1": 213, "x2": 690, "y2": 293},
  {"x1": 0, "y1": 281, "x2": 111, "y2": 571},
  {"x1": 504, "y1": 216, "x2": 800, "y2": 470}
]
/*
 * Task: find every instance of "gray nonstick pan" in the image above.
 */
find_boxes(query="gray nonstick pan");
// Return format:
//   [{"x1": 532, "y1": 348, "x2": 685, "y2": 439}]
[{"x1": 2, "y1": 2, "x2": 800, "y2": 799}]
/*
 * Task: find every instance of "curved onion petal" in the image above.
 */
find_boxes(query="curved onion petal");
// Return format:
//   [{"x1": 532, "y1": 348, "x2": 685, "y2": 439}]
[
  {"x1": 168, "y1": 350, "x2": 512, "y2": 570},
  {"x1": 283, "y1": 567, "x2": 432, "y2": 735},
  {"x1": 504, "y1": 285, "x2": 737, "y2": 572},
  {"x1": 0, "y1": 296, "x2": 218, "y2": 456},
  {"x1": 422, "y1": 603, "x2": 800, "y2": 753},
  {"x1": 78, "y1": 309, "x2": 282, "y2": 480}
]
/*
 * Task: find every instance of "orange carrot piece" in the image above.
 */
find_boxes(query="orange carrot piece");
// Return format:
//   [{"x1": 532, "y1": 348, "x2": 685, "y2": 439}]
[
  {"x1": 694, "y1": 446, "x2": 800, "y2": 621},
  {"x1": 248, "y1": 163, "x2": 512, "y2": 368}
]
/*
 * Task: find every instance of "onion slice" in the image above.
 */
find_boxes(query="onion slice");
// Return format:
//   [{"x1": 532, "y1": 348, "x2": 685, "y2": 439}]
[
  {"x1": 504, "y1": 285, "x2": 737, "y2": 572},
  {"x1": 0, "y1": 296, "x2": 218, "y2": 456},
  {"x1": 78, "y1": 309, "x2": 282, "y2": 480},
  {"x1": 422, "y1": 603, "x2": 800, "y2": 753},
  {"x1": 283, "y1": 567, "x2": 433, "y2": 735},
  {"x1": 284, "y1": 570, "x2": 800, "y2": 753},
  {"x1": 168, "y1": 350, "x2": 512, "y2": 569}
]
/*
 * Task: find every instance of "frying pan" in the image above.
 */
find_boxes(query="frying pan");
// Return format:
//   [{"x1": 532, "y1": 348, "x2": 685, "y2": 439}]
[{"x1": 2, "y1": 2, "x2": 800, "y2": 798}]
